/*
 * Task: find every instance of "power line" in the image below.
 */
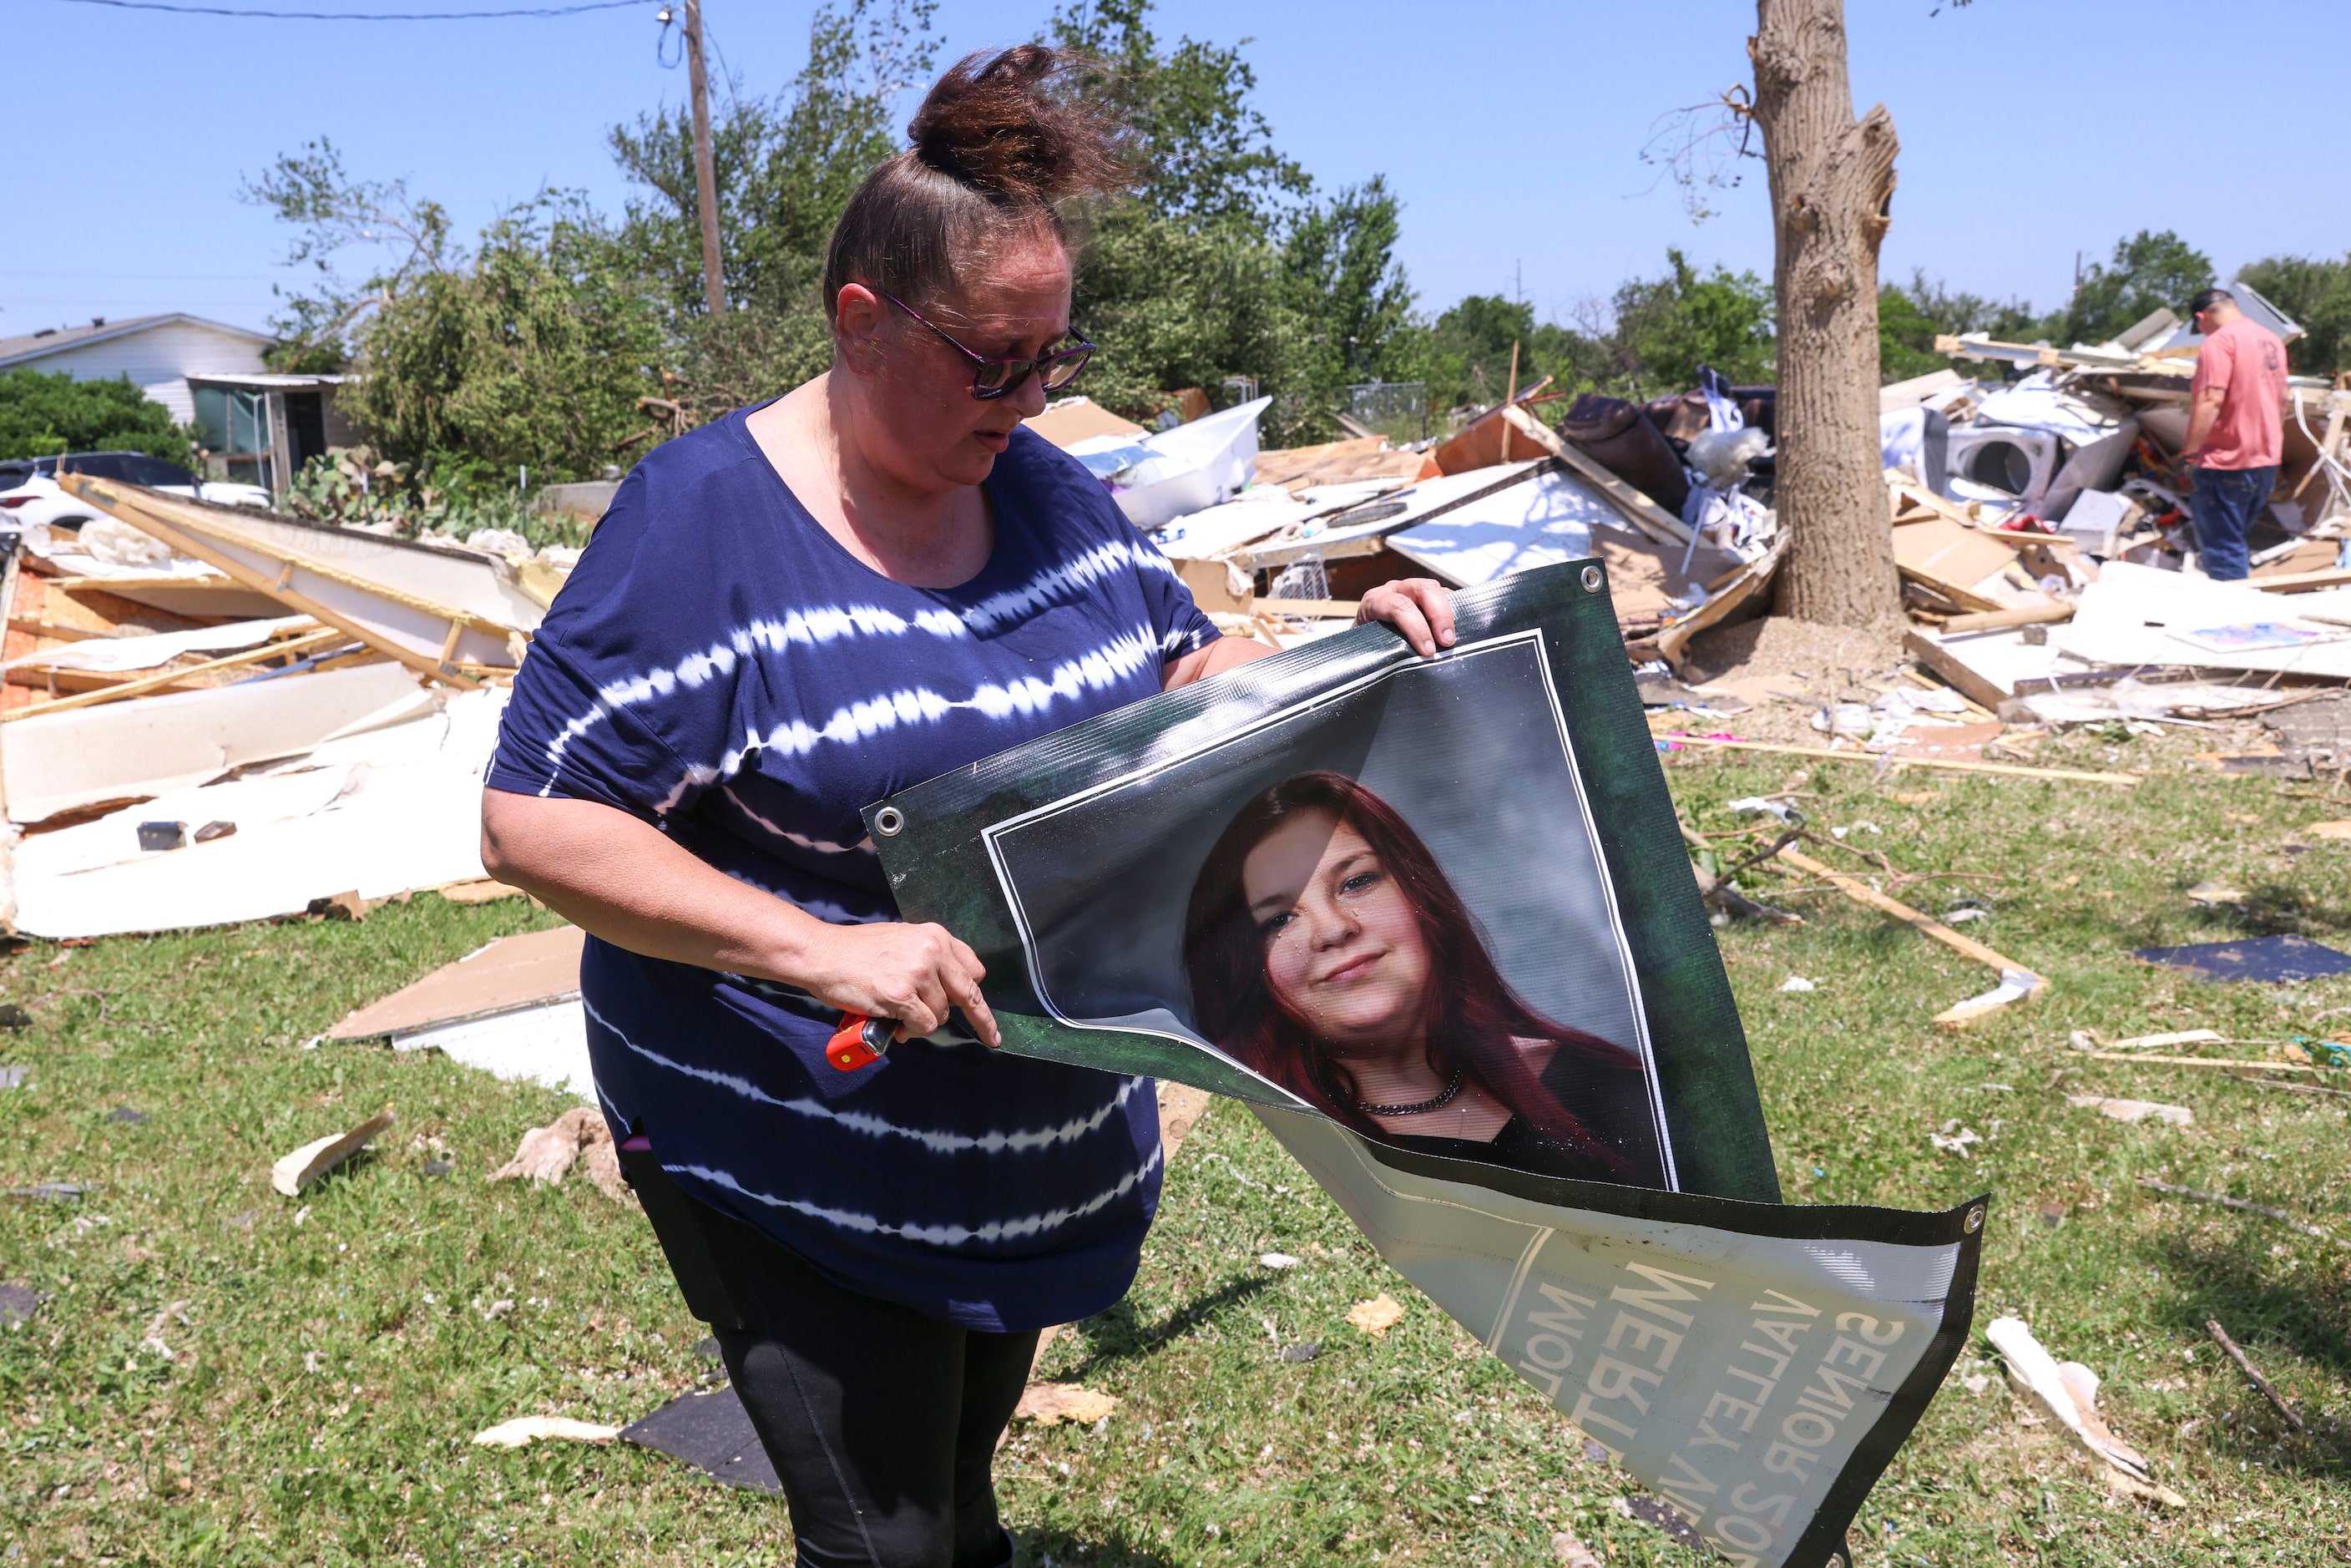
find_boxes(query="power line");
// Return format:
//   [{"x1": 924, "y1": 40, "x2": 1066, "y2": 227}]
[{"x1": 57, "y1": 0, "x2": 642, "y2": 18}]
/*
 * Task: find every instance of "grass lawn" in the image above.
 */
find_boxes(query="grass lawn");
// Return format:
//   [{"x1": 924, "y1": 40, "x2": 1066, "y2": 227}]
[{"x1": 4, "y1": 730, "x2": 2349, "y2": 1565}]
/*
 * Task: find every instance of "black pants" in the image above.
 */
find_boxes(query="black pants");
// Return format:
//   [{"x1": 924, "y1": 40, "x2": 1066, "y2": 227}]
[{"x1": 624, "y1": 1146, "x2": 1038, "y2": 1568}]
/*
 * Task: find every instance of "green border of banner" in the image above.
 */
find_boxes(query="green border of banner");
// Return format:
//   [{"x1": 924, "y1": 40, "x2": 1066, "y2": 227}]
[{"x1": 867, "y1": 559, "x2": 1778, "y2": 1202}]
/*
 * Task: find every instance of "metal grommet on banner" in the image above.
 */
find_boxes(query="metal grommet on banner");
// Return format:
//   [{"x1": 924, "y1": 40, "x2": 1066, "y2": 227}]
[
  {"x1": 873, "y1": 807, "x2": 906, "y2": 837},
  {"x1": 1580, "y1": 565, "x2": 1604, "y2": 593},
  {"x1": 1964, "y1": 1205, "x2": 1985, "y2": 1233}
]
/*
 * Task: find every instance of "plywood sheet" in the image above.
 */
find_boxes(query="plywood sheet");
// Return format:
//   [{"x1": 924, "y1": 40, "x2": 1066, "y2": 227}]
[
  {"x1": 331, "y1": 925, "x2": 584, "y2": 1040},
  {"x1": 1893, "y1": 518, "x2": 2020, "y2": 588}
]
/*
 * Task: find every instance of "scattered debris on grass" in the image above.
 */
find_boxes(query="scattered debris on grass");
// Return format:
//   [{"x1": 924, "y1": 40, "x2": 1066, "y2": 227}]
[
  {"x1": 1929, "y1": 1123, "x2": 1984, "y2": 1156},
  {"x1": 270, "y1": 1107, "x2": 395, "y2": 1196},
  {"x1": 108, "y1": 1105, "x2": 149, "y2": 1124},
  {"x1": 2069, "y1": 1095, "x2": 2192, "y2": 1126},
  {"x1": 620, "y1": 1389, "x2": 779, "y2": 1493},
  {"x1": 0, "y1": 1282, "x2": 43, "y2": 1329},
  {"x1": 2108, "y1": 1029, "x2": 2224, "y2": 1050},
  {"x1": 1256, "y1": 1252, "x2": 1298, "y2": 1269},
  {"x1": 1013, "y1": 1383, "x2": 1118, "y2": 1427},
  {"x1": 1278, "y1": 1343, "x2": 1321, "y2": 1363},
  {"x1": 1984, "y1": 1315, "x2": 2185, "y2": 1506},
  {"x1": 471, "y1": 1415, "x2": 621, "y2": 1449},
  {"x1": 489, "y1": 1105, "x2": 624, "y2": 1199},
  {"x1": 1612, "y1": 1494, "x2": 1707, "y2": 1550},
  {"x1": 1346, "y1": 1293, "x2": 1406, "y2": 1338},
  {"x1": 141, "y1": 1300, "x2": 189, "y2": 1360},
  {"x1": 1778, "y1": 975, "x2": 1816, "y2": 993},
  {"x1": 2131, "y1": 934, "x2": 2351, "y2": 984},
  {"x1": 0, "y1": 1066, "x2": 31, "y2": 1090},
  {"x1": 5, "y1": 1183, "x2": 83, "y2": 1203},
  {"x1": 1550, "y1": 1528, "x2": 1604, "y2": 1568}
]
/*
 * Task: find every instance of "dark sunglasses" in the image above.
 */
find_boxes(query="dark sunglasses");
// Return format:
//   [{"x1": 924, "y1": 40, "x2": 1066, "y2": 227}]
[{"x1": 877, "y1": 288, "x2": 1095, "y2": 401}]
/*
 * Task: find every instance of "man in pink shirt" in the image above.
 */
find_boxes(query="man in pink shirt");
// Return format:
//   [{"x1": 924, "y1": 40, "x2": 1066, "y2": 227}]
[{"x1": 2182, "y1": 287, "x2": 2289, "y2": 580}]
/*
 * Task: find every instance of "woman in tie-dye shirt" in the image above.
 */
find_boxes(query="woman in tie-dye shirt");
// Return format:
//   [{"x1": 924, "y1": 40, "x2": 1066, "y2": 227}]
[{"x1": 480, "y1": 45, "x2": 1454, "y2": 1568}]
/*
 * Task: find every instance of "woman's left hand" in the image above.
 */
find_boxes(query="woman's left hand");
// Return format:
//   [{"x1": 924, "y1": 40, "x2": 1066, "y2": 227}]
[{"x1": 1358, "y1": 579, "x2": 1456, "y2": 657}]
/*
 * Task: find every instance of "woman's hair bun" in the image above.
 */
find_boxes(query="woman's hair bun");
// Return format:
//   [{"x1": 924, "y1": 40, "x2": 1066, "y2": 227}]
[
  {"x1": 907, "y1": 45, "x2": 1128, "y2": 208},
  {"x1": 821, "y1": 45, "x2": 1129, "y2": 316}
]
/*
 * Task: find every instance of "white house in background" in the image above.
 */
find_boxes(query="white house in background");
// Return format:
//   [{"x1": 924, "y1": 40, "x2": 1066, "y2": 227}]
[
  {"x1": 0, "y1": 313, "x2": 354, "y2": 494},
  {"x1": 0, "y1": 313, "x2": 270, "y2": 423}
]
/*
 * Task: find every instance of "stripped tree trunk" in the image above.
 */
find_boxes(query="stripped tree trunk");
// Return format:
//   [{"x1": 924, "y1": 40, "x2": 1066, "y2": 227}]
[{"x1": 1751, "y1": 0, "x2": 1902, "y2": 627}]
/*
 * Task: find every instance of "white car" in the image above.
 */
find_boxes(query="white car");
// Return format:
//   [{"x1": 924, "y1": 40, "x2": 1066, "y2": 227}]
[{"x1": 0, "y1": 452, "x2": 273, "y2": 531}]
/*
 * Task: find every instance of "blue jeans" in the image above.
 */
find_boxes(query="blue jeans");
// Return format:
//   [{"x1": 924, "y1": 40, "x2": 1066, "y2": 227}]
[{"x1": 2189, "y1": 464, "x2": 2276, "y2": 581}]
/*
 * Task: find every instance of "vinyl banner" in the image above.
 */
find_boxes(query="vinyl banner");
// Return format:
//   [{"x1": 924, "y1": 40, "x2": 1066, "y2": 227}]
[{"x1": 864, "y1": 560, "x2": 1982, "y2": 1568}]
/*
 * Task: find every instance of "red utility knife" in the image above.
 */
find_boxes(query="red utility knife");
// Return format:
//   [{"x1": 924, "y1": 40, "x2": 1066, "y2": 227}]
[{"x1": 827, "y1": 1013, "x2": 896, "y2": 1070}]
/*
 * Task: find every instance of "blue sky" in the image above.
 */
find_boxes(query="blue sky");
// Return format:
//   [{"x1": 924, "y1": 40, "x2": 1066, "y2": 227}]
[{"x1": 8, "y1": 0, "x2": 2343, "y2": 343}]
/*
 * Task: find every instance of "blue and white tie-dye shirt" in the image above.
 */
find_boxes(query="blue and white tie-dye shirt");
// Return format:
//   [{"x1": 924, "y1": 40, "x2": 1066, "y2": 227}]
[{"x1": 487, "y1": 406, "x2": 1220, "y2": 1333}]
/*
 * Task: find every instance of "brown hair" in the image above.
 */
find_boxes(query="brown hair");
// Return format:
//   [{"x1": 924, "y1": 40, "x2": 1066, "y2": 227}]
[
  {"x1": 821, "y1": 45, "x2": 1127, "y2": 320},
  {"x1": 1182, "y1": 771, "x2": 1653, "y2": 1179}
]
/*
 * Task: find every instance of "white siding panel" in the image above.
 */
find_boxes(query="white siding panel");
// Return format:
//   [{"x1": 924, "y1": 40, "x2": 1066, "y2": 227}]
[{"x1": 28, "y1": 324, "x2": 269, "y2": 426}]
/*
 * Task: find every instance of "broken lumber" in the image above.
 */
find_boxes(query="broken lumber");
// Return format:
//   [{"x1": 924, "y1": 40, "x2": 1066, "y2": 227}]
[
  {"x1": 1656, "y1": 544, "x2": 1783, "y2": 671},
  {"x1": 55, "y1": 475, "x2": 527, "y2": 688},
  {"x1": 1985, "y1": 1315, "x2": 2185, "y2": 1506},
  {"x1": 2088, "y1": 1051, "x2": 2316, "y2": 1074},
  {"x1": 1500, "y1": 405, "x2": 1693, "y2": 546},
  {"x1": 1663, "y1": 734, "x2": 2141, "y2": 786},
  {"x1": 271, "y1": 1107, "x2": 395, "y2": 1196},
  {"x1": 1773, "y1": 846, "x2": 2045, "y2": 1028},
  {"x1": 0, "y1": 626, "x2": 344, "y2": 724},
  {"x1": 1942, "y1": 602, "x2": 2075, "y2": 634}
]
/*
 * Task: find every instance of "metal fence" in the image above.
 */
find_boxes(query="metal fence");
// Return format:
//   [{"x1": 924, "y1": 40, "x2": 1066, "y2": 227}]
[{"x1": 1342, "y1": 382, "x2": 1428, "y2": 444}]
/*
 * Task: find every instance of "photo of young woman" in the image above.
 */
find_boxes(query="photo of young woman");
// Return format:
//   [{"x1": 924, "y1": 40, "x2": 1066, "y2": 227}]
[{"x1": 1183, "y1": 771, "x2": 1669, "y2": 1187}]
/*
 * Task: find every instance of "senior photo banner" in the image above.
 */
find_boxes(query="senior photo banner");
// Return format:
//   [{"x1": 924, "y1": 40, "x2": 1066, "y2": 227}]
[{"x1": 863, "y1": 559, "x2": 1983, "y2": 1568}]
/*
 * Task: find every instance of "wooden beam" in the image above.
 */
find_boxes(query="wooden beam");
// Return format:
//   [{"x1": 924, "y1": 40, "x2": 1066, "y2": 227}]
[
  {"x1": 1501, "y1": 405, "x2": 1694, "y2": 546},
  {"x1": 0, "y1": 626, "x2": 344, "y2": 723},
  {"x1": 2251, "y1": 566, "x2": 2351, "y2": 594},
  {"x1": 1942, "y1": 602, "x2": 2075, "y2": 634},
  {"x1": 1777, "y1": 844, "x2": 2043, "y2": 980},
  {"x1": 1254, "y1": 599, "x2": 1361, "y2": 619},
  {"x1": 1896, "y1": 561, "x2": 2004, "y2": 615},
  {"x1": 54, "y1": 476, "x2": 480, "y2": 690},
  {"x1": 1657, "y1": 544, "x2": 1782, "y2": 670},
  {"x1": 7, "y1": 667, "x2": 210, "y2": 698},
  {"x1": 1664, "y1": 732, "x2": 2141, "y2": 787},
  {"x1": 2089, "y1": 1052, "x2": 2314, "y2": 1075}
]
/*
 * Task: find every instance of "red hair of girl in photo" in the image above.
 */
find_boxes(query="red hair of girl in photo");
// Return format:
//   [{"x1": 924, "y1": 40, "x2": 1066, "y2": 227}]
[{"x1": 1182, "y1": 771, "x2": 1646, "y2": 1177}]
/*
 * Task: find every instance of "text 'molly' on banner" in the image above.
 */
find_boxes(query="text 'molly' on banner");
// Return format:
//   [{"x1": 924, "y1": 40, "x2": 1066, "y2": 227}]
[{"x1": 865, "y1": 559, "x2": 1984, "y2": 1568}]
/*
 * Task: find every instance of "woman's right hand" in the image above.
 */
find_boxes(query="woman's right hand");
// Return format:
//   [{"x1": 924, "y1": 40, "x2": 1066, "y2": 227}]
[{"x1": 796, "y1": 920, "x2": 1001, "y2": 1049}]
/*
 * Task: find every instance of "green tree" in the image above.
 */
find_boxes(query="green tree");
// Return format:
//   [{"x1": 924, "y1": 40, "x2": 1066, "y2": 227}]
[
  {"x1": 242, "y1": 137, "x2": 453, "y2": 373},
  {"x1": 1051, "y1": 0, "x2": 1309, "y2": 230},
  {"x1": 1607, "y1": 249, "x2": 1775, "y2": 393},
  {"x1": 0, "y1": 369, "x2": 194, "y2": 465},
  {"x1": 1280, "y1": 176, "x2": 1416, "y2": 384},
  {"x1": 2055, "y1": 229, "x2": 2214, "y2": 347},
  {"x1": 1049, "y1": 0, "x2": 1391, "y2": 440},
  {"x1": 607, "y1": 0, "x2": 937, "y2": 323},
  {"x1": 2237, "y1": 252, "x2": 2351, "y2": 377},
  {"x1": 1418, "y1": 295, "x2": 1576, "y2": 412},
  {"x1": 1877, "y1": 268, "x2": 2038, "y2": 382},
  {"x1": 337, "y1": 195, "x2": 666, "y2": 479}
]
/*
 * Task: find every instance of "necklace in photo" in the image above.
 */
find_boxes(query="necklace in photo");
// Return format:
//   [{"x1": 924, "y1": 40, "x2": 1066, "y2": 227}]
[{"x1": 1352, "y1": 1065, "x2": 1467, "y2": 1118}]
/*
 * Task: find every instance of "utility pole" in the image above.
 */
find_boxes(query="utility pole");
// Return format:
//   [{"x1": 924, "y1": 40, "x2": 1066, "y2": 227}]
[{"x1": 684, "y1": 0, "x2": 725, "y2": 318}]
